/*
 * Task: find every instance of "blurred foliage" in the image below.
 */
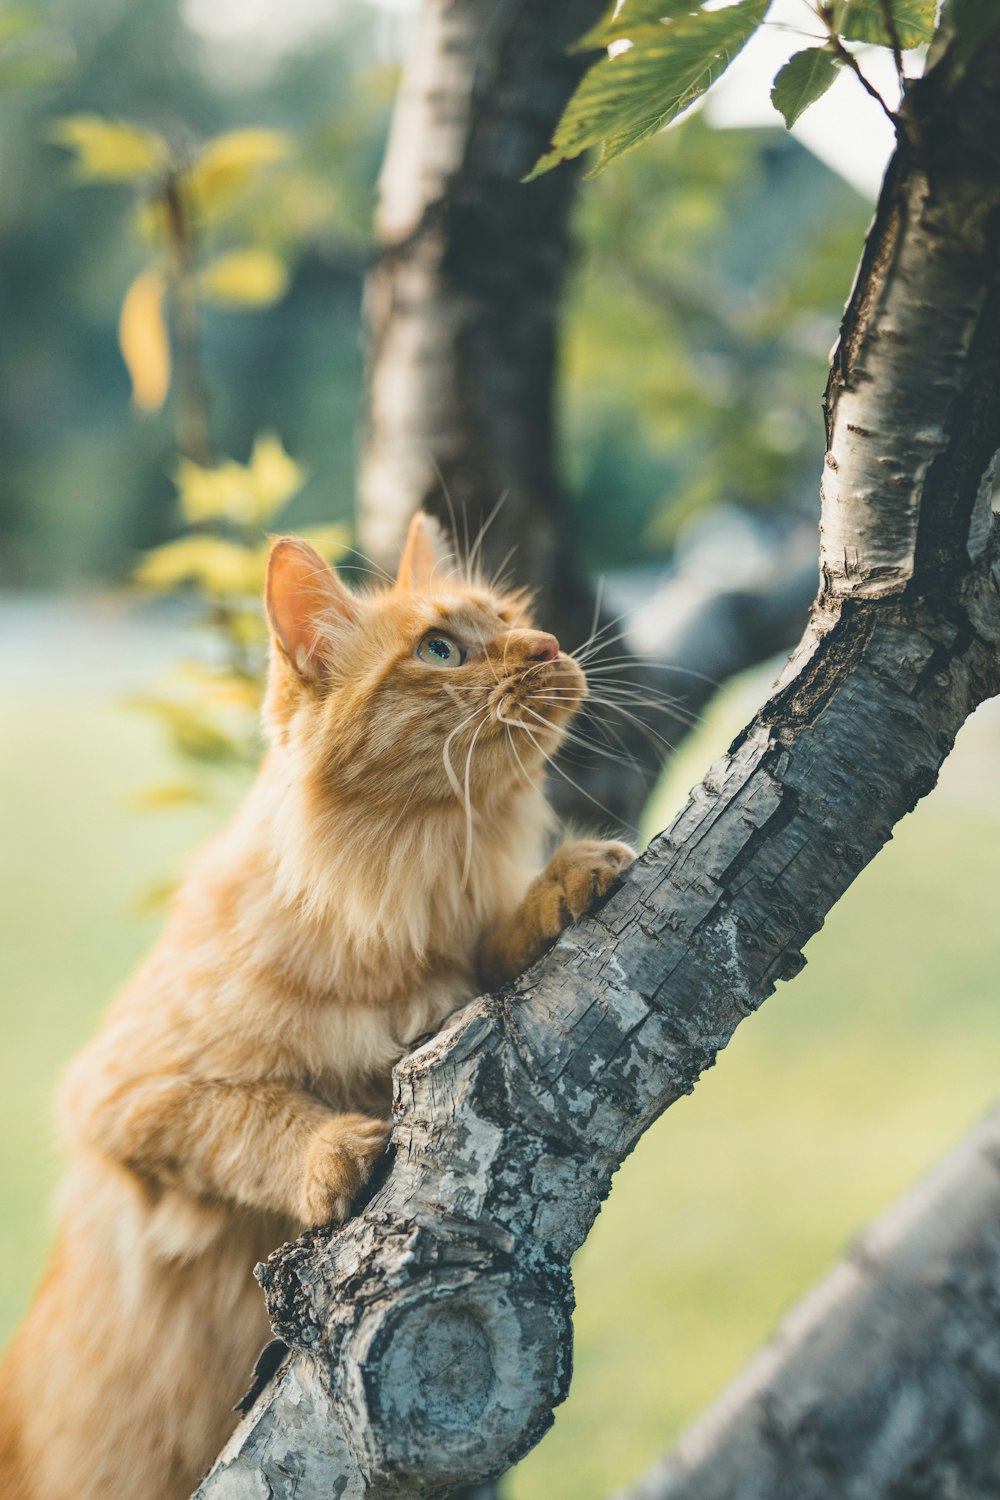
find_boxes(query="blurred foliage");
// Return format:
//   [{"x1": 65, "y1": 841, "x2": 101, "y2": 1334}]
[
  {"x1": 0, "y1": 9, "x2": 74, "y2": 91},
  {"x1": 126, "y1": 433, "x2": 348, "y2": 837},
  {"x1": 38, "y1": 58, "x2": 365, "y2": 824},
  {"x1": 563, "y1": 113, "x2": 871, "y2": 568},
  {"x1": 1, "y1": 0, "x2": 875, "y2": 618},
  {"x1": 0, "y1": 0, "x2": 392, "y2": 586}
]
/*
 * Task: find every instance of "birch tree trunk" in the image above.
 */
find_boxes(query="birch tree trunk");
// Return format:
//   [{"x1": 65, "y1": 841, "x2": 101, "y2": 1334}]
[
  {"x1": 616, "y1": 1103, "x2": 1000, "y2": 1500},
  {"x1": 194, "y1": 19, "x2": 1000, "y2": 1500},
  {"x1": 357, "y1": 0, "x2": 604, "y2": 630},
  {"x1": 356, "y1": 0, "x2": 814, "y2": 829}
]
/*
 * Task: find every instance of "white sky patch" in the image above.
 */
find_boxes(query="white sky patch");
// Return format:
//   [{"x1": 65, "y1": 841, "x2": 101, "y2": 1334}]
[
  {"x1": 181, "y1": 0, "x2": 416, "y2": 77},
  {"x1": 704, "y1": 0, "x2": 917, "y2": 201}
]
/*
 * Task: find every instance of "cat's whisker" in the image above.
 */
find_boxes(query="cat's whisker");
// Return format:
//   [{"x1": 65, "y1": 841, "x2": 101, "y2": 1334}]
[
  {"x1": 581, "y1": 658, "x2": 721, "y2": 689},
  {"x1": 333, "y1": 545, "x2": 397, "y2": 587},
  {"x1": 521, "y1": 706, "x2": 648, "y2": 776},
  {"x1": 529, "y1": 692, "x2": 650, "y2": 768},
  {"x1": 582, "y1": 694, "x2": 689, "y2": 751},
  {"x1": 534, "y1": 675, "x2": 707, "y2": 727},
  {"x1": 503, "y1": 723, "x2": 538, "y2": 793},
  {"x1": 429, "y1": 455, "x2": 466, "y2": 579},
  {"x1": 467, "y1": 490, "x2": 509, "y2": 586},
  {"x1": 460, "y1": 715, "x2": 489, "y2": 891},
  {"x1": 572, "y1": 627, "x2": 637, "y2": 667},
  {"x1": 442, "y1": 702, "x2": 492, "y2": 805},
  {"x1": 515, "y1": 718, "x2": 636, "y2": 838},
  {"x1": 485, "y1": 545, "x2": 519, "y2": 597},
  {"x1": 569, "y1": 599, "x2": 642, "y2": 665}
]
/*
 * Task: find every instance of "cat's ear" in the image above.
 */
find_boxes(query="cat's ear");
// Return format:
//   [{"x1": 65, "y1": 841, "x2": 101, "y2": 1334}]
[
  {"x1": 265, "y1": 538, "x2": 356, "y2": 682},
  {"x1": 396, "y1": 511, "x2": 451, "y2": 590}
]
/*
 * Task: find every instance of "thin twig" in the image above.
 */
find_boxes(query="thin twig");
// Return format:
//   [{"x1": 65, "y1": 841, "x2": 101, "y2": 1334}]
[
  {"x1": 162, "y1": 172, "x2": 213, "y2": 468},
  {"x1": 879, "y1": 0, "x2": 906, "y2": 96},
  {"x1": 815, "y1": 1, "x2": 897, "y2": 125}
]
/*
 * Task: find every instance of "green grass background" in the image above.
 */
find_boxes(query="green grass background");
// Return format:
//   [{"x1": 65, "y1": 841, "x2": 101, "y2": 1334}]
[{"x1": 2, "y1": 623, "x2": 999, "y2": 1498}]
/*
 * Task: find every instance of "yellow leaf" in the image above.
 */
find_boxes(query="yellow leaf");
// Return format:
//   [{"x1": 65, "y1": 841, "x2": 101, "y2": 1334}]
[
  {"x1": 297, "y1": 524, "x2": 351, "y2": 562},
  {"x1": 175, "y1": 459, "x2": 255, "y2": 526},
  {"x1": 185, "y1": 128, "x2": 292, "y2": 217},
  {"x1": 49, "y1": 114, "x2": 166, "y2": 181},
  {"x1": 134, "y1": 536, "x2": 261, "y2": 594},
  {"x1": 129, "y1": 780, "x2": 207, "y2": 811},
  {"x1": 118, "y1": 271, "x2": 171, "y2": 412},
  {"x1": 248, "y1": 433, "x2": 305, "y2": 518},
  {"x1": 127, "y1": 695, "x2": 245, "y2": 762},
  {"x1": 175, "y1": 434, "x2": 305, "y2": 527},
  {"x1": 131, "y1": 877, "x2": 180, "y2": 917},
  {"x1": 198, "y1": 249, "x2": 288, "y2": 307},
  {"x1": 198, "y1": 675, "x2": 262, "y2": 710}
]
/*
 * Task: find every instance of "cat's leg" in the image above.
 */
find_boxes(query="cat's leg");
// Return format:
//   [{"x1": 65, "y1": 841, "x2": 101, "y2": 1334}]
[
  {"x1": 64, "y1": 1074, "x2": 389, "y2": 1227},
  {"x1": 476, "y1": 838, "x2": 635, "y2": 989}
]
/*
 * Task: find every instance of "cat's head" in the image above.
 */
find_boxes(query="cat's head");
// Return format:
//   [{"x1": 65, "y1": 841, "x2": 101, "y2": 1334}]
[{"x1": 262, "y1": 513, "x2": 586, "y2": 813}]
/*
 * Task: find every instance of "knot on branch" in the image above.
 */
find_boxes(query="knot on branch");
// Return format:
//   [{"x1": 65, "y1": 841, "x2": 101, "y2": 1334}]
[{"x1": 345, "y1": 1267, "x2": 572, "y2": 1487}]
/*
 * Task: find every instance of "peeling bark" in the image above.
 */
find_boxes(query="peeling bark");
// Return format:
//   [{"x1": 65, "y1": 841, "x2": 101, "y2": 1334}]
[
  {"x1": 617, "y1": 1105, "x2": 1000, "y2": 1500},
  {"x1": 194, "y1": 23, "x2": 1000, "y2": 1500}
]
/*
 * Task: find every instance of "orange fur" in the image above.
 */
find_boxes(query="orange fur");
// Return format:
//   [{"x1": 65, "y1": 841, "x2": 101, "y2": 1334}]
[{"x1": 0, "y1": 516, "x2": 633, "y2": 1500}]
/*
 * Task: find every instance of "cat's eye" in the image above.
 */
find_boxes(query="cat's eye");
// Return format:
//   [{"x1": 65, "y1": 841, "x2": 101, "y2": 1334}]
[{"x1": 416, "y1": 631, "x2": 465, "y2": 668}]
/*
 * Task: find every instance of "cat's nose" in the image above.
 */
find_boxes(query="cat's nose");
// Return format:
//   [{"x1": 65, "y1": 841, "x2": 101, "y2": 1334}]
[{"x1": 522, "y1": 631, "x2": 560, "y2": 662}]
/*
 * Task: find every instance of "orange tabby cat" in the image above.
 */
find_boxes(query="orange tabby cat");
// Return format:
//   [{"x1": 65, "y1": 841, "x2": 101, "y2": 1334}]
[{"x1": 0, "y1": 514, "x2": 634, "y2": 1500}]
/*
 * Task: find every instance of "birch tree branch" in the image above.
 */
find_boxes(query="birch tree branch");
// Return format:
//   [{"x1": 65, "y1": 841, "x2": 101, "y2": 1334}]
[
  {"x1": 194, "y1": 20, "x2": 1000, "y2": 1500},
  {"x1": 616, "y1": 1102, "x2": 1000, "y2": 1500}
]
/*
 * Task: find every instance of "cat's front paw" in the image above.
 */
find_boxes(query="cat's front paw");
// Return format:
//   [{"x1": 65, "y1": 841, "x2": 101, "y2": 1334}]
[
  {"x1": 536, "y1": 838, "x2": 636, "y2": 940},
  {"x1": 300, "y1": 1113, "x2": 391, "y2": 1227}
]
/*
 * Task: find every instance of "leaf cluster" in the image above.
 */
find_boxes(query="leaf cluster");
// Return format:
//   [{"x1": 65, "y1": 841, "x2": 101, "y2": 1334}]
[
  {"x1": 50, "y1": 119, "x2": 297, "y2": 411},
  {"x1": 528, "y1": 0, "x2": 944, "y2": 178},
  {"x1": 130, "y1": 434, "x2": 348, "y2": 827}
]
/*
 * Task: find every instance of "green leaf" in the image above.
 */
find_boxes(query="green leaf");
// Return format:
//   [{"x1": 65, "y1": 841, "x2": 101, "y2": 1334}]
[
  {"x1": 526, "y1": 0, "x2": 770, "y2": 181},
  {"x1": 770, "y1": 46, "x2": 843, "y2": 127},
  {"x1": 836, "y1": 0, "x2": 937, "y2": 49},
  {"x1": 48, "y1": 115, "x2": 167, "y2": 182},
  {"x1": 576, "y1": 0, "x2": 707, "y2": 50}
]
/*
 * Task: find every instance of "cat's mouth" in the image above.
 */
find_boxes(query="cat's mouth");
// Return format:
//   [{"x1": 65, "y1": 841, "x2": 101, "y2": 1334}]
[{"x1": 493, "y1": 654, "x2": 586, "y2": 737}]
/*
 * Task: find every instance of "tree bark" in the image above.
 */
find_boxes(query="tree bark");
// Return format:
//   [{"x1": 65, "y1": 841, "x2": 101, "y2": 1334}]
[
  {"x1": 357, "y1": 0, "x2": 605, "y2": 632},
  {"x1": 615, "y1": 1102, "x2": 1000, "y2": 1500},
  {"x1": 194, "y1": 20, "x2": 1000, "y2": 1500}
]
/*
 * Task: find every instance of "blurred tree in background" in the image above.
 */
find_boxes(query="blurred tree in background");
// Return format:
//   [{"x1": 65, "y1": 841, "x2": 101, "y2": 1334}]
[
  {"x1": 0, "y1": 0, "x2": 867, "y2": 594},
  {"x1": 0, "y1": 0, "x2": 389, "y2": 585}
]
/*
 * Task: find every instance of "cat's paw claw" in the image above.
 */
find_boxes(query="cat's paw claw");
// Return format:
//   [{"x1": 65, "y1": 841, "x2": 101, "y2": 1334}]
[
  {"x1": 301, "y1": 1113, "x2": 391, "y2": 1227},
  {"x1": 539, "y1": 839, "x2": 636, "y2": 938}
]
